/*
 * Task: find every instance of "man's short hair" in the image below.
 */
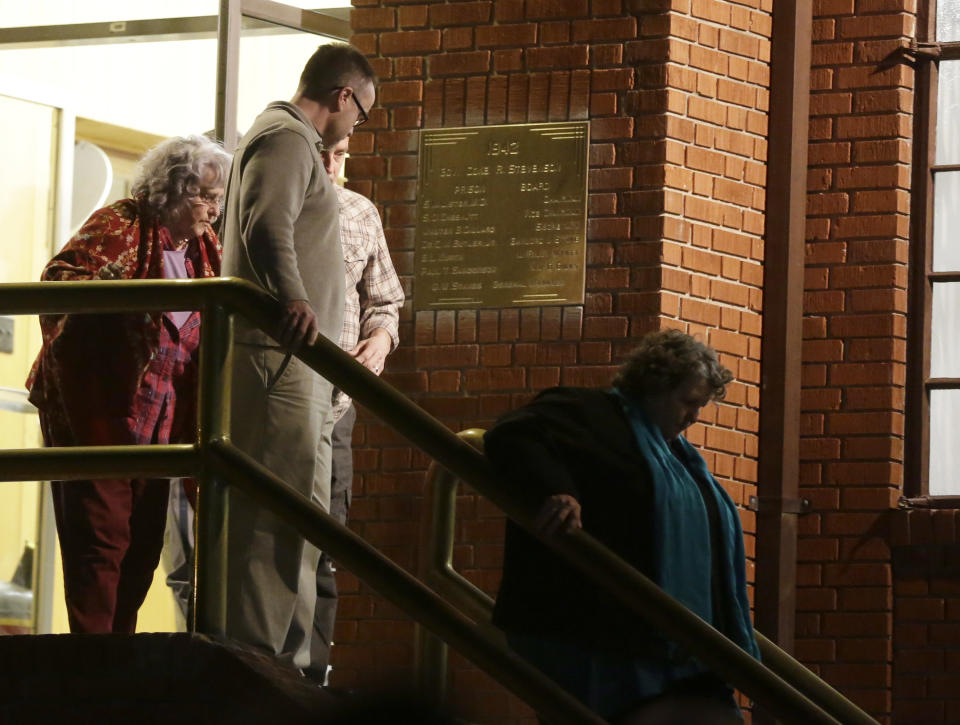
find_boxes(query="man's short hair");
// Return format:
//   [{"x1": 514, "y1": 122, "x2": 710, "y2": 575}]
[{"x1": 299, "y1": 42, "x2": 377, "y2": 101}]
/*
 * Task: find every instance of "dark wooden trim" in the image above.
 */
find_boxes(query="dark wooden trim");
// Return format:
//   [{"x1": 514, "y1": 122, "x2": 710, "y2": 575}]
[
  {"x1": 940, "y1": 46, "x2": 960, "y2": 60},
  {"x1": 0, "y1": 11, "x2": 349, "y2": 49},
  {"x1": 900, "y1": 495, "x2": 960, "y2": 509},
  {"x1": 754, "y1": 0, "x2": 811, "y2": 686},
  {"x1": 905, "y1": 0, "x2": 937, "y2": 497},
  {"x1": 926, "y1": 41, "x2": 960, "y2": 61},
  {"x1": 926, "y1": 378, "x2": 960, "y2": 388}
]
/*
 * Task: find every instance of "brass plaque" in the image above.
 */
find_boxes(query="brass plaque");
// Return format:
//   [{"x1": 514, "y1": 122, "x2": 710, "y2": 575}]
[{"x1": 414, "y1": 122, "x2": 589, "y2": 310}]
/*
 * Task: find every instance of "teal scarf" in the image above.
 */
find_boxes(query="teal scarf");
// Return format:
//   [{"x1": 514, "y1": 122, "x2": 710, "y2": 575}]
[{"x1": 611, "y1": 388, "x2": 761, "y2": 662}]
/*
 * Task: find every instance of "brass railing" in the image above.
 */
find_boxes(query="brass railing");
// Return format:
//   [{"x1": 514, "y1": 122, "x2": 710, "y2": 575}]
[
  {"x1": 417, "y1": 436, "x2": 882, "y2": 725},
  {"x1": 0, "y1": 278, "x2": 877, "y2": 725},
  {"x1": 0, "y1": 278, "x2": 605, "y2": 725}
]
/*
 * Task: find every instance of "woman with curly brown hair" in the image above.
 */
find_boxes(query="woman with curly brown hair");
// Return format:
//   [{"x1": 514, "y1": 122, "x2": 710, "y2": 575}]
[
  {"x1": 485, "y1": 329, "x2": 760, "y2": 724},
  {"x1": 27, "y1": 135, "x2": 230, "y2": 633}
]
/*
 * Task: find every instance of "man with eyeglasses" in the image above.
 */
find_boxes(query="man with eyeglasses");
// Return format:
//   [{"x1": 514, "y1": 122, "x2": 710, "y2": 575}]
[{"x1": 219, "y1": 42, "x2": 377, "y2": 669}]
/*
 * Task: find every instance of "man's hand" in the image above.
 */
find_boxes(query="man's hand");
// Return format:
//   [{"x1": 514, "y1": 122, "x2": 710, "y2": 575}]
[
  {"x1": 533, "y1": 494, "x2": 582, "y2": 537},
  {"x1": 277, "y1": 299, "x2": 319, "y2": 350},
  {"x1": 349, "y1": 327, "x2": 392, "y2": 375}
]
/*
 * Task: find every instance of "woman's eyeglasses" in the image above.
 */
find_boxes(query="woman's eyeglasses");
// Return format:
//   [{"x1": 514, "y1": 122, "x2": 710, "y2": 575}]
[{"x1": 190, "y1": 191, "x2": 224, "y2": 209}]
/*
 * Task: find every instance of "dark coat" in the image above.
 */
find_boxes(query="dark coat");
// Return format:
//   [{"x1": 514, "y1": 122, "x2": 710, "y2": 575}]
[{"x1": 484, "y1": 386, "x2": 669, "y2": 656}]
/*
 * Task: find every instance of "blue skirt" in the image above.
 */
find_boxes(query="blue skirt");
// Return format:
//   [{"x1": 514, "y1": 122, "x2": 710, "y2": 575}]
[{"x1": 507, "y1": 633, "x2": 742, "y2": 721}]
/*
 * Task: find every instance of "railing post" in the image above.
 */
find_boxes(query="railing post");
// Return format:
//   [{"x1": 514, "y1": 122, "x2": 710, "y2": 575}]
[
  {"x1": 415, "y1": 430, "x2": 488, "y2": 705},
  {"x1": 415, "y1": 468, "x2": 457, "y2": 704},
  {"x1": 193, "y1": 303, "x2": 233, "y2": 635}
]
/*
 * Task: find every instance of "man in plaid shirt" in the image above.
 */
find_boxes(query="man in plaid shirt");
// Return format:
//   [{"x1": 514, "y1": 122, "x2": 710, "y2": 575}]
[{"x1": 306, "y1": 136, "x2": 404, "y2": 681}]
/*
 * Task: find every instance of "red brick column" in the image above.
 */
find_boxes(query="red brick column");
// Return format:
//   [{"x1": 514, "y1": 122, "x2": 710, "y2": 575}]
[
  {"x1": 799, "y1": 2, "x2": 916, "y2": 721},
  {"x1": 337, "y1": 2, "x2": 771, "y2": 722}
]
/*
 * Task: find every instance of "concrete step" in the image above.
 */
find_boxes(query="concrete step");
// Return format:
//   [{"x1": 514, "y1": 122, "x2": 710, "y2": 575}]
[{"x1": 0, "y1": 632, "x2": 339, "y2": 724}]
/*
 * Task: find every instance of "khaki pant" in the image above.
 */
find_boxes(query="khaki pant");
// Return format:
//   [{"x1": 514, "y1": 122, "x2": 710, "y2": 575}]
[
  {"x1": 305, "y1": 403, "x2": 356, "y2": 681},
  {"x1": 222, "y1": 342, "x2": 334, "y2": 668}
]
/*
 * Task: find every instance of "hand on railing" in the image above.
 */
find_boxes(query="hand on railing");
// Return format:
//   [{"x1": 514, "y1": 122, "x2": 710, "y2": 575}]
[
  {"x1": 533, "y1": 494, "x2": 582, "y2": 537},
  {"x1": 277, "y1": 298, "x2": 319, "y2": 350},
  {"x1": 96, "y1": 262, "x2": 126, "y2": 280}
]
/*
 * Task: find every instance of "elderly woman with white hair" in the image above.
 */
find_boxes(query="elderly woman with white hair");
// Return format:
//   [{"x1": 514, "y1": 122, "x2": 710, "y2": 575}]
[
  {"x1": 26, "y1": 135, "x2": 230, "y2": 634},
  {"x1": 485, "y1": 329, "x2": 760, "y2": 724}
]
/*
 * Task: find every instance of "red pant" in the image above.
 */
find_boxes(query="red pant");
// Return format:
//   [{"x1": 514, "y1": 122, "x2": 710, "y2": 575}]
[
  {"x1": 51, "y1": 478, "x2": 169, "y2": 633},
  {"x1": 42, "y1": 312, "x2": 201, "y2": 633}
]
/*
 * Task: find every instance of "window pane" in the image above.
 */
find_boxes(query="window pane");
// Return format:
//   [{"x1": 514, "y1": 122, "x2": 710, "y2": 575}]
[
  {"x1": 937, "y1": 61, "x2": 960, "y2": 164},
  {"x1": 0, "y1": 31, "x2": 337, "y2": 138},
  {"x1": 931, "y1": 282, "x2": 960, "y2": 377},
  {"x1": 939, "y1": 0, "x2": 960, "y2": 42},
  {"x1": 933, "y1": 171, "x2": 960, "y2": 271},
  {"x1": 930, "y1": 389, "x2": 960, "y2": 495},
  {"x1": 0, "y1": 4, "x2": 347, "y2": 137},
  {"x1": 237, "y1": 31, "x2": 333, "y2": 138}
]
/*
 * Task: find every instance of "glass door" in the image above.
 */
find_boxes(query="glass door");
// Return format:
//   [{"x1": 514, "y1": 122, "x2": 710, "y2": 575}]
[{"x1": 0, "y1": 89, "x2": 69, "y2": 635}]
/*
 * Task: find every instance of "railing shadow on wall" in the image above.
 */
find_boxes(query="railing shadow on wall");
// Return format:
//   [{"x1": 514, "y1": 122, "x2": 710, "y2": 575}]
[{"x1": 0, "y1": 277, "x2": 876, "y2": 725}]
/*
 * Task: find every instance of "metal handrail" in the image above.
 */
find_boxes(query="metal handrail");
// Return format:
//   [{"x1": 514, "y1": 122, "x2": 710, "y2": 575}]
[
  {"x1": 0, "y1": 278, "x2": 601, "y2": 725},
  {"x1": 0, "y1": 278, "x2": 877, "y2": 724},
  {"x1": 208, "y1": 439, "x2": 605, "y2": 725},
  {"x1": 0, "y1": 458, "x2": 602, "y2": 722},
  {"x1": 418, "y1": 435, "x2": 881, "y2": 725}
]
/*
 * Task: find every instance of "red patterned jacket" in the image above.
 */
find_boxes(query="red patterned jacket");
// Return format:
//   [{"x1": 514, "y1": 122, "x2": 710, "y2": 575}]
[{"x1": 26, "y1": 198, "x2": 221, "y2": 445}]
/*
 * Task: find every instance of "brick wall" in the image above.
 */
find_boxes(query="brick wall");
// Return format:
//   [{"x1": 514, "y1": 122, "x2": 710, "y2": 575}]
[
  {"x1": 333, "y1": 1, "x2": 772, "y2": 723},
  {"x1": 891, "y1": 512, "x2": 960, "y2": 724},
  {"x1": 799, "y1": 0, "x2": 915, "y2": 721}
]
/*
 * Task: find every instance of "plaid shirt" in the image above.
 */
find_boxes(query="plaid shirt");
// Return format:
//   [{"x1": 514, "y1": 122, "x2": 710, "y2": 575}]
[
  {"x1": 332, "y1": 186, "x2": 404, "y2": 419},
  {"x1": 130, "y1": 311, "x2": 202, "y2": 445}
]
